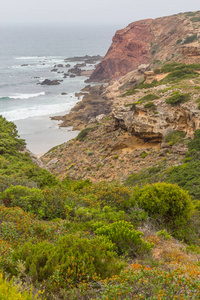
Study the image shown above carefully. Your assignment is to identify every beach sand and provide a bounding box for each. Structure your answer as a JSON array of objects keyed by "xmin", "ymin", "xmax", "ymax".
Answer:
[{"xmin": 14, "ymin": 115, "xmax": 79, "ymax": 155}]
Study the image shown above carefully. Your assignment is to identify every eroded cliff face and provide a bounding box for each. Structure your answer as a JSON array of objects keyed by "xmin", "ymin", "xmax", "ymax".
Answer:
[
  {"xmin": 89, "ymin": 19, "xmax": 153, "ymax": 82},
  {"xmin": 113, "ymin": 94, "xmax": 200, "ymax": 142},
  {"xmin": 89, "ymin": 12, "xmax": 200, "ymax": 82}
]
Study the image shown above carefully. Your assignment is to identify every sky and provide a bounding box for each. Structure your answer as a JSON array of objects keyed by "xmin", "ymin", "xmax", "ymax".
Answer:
[{"xmin": 0, "ymin": 0, "xmax": 200, "ymax": 26}]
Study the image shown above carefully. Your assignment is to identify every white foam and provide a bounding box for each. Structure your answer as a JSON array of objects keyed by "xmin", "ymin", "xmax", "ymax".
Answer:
[
  {"xmin": 15, "ymin": 56, "xmax": 46, "ymax": 60},
  {"xmin": 7, "ymin": 92, "xmax": 45, "ymax": 100},
  {"xmin": 1, "ymin": 100, "xmax": 76, "ymax": 121}
]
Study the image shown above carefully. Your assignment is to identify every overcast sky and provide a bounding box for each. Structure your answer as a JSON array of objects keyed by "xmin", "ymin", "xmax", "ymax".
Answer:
[{"xmin": 0, "ymin": 0, "xmax": 200, "ymax": 26}]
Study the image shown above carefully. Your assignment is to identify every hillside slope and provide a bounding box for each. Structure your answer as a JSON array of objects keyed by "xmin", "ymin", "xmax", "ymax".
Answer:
[{"xmin": 89, "ymin": 11, "xmax": 200, "ymax": 82}]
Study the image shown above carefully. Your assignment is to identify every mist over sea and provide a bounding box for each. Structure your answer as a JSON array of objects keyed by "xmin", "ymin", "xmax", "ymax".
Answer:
[{"xmin": 0, "ymin": 23, "xmax": 118, "ymax": 154}]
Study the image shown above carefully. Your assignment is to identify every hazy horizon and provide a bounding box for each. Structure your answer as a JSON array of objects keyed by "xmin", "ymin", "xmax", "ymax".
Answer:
[{"xmin": 1, "ymin": 0, "xmax": 200, "ymax": 28}]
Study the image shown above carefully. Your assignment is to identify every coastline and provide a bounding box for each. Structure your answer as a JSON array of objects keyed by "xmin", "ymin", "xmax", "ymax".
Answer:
[{"xmin": 14, "ymin": 114, "xmax": 79, "ymax": 155}]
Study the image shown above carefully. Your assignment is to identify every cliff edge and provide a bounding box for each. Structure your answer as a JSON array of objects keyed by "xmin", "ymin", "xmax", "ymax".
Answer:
[{"xmin": 89, "ymin": 11, "xmax": 200, "ymax": 82}]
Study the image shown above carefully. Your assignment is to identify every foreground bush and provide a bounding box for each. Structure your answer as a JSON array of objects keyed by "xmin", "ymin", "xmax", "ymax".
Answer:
[
  {"xmin": 0, "ymin": 273, "xmax": 41, "ymax": 300},
  {"xmin": 95, "ymin": 220, "xmax": 153, "ymax": 257},
  {"xmin": 10, "ymin": 235, "xmax": 124, "ymax": 293},
  {"xmin": 0, "ymin": 185, "xmax": 68, "ymax": 220},
  {"xmin": 81, "ymin": 181, "xmax": 133, "ymax": 210},
  {"xmin": 134, "ymin": 183, "xmax": 193, "ymax": 227}
]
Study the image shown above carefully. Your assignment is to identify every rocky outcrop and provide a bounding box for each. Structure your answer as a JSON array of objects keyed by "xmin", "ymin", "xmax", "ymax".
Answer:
[
  {"xmin": 89, "ymin": 19, "xmax": 153, "ymax": 82},
  {"xmin": 65, "ymin": 55, "xmax": 102, "ymax": 64},
  {"xmin": 113, "ymin": 101, "xmax": 200, "ymax": 142},
  {"xmin": 179, "ymin": 46, "xmax": 200, "ymax": 56},
  {"xmin": 89, "ymin": 12, "xmax": 200, "ymax": 82},
  {"xmin": 51, "ymin": 85, "xmax": 112, "ymax": 130}
]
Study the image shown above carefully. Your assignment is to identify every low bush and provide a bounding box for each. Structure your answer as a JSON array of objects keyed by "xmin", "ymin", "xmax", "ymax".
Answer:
[
  {"xmin": 0, "ymin": 273, "xmax": 41, "ymax": 300},
  {"xmin": 11, "ymin": 235, "xmax": 123, "ymax": 292},
  {"xmin": 164, "ymin": 130, "xmax": 186, "ymax": 145},
  {"xmin": 76, "ymin": 127, "xmax": 95, "ymax": 141},
  {"xmin": 138, "ymin": 94, "xmax": 159, "ymax": 103},
  {"xmin": 0, "ymin": 185, "xmax": 68, "ymax": 220},
  {"xmin": 188, "ymin": 129, "xmax": 200, "ymax": 151},
  {"xmin": 165, "ymin": 92, "xmax": 190, "ymax": 105},
  {"xmin": 183, "ymin": 34, "xmax": 198, "ymax": 44},
  {"xmin": 133, "ymin": 182, "xmax": 193, "ymax": 227},
  {"xmin": 81, "ymin": 181, "xmax": 134, "ymax": 210},
  {"xmin": 144, "ymin": 102, "xmax": 156, "ymax": 110},
  {"xmin": 95, "ymin": 220, "xmax": 153, "ymax": 257}
]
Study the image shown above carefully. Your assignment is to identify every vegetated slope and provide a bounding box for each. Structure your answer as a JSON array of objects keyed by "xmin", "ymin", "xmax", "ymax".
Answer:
[
  {"xmin": 0, "ymin": 115, "xmax": 200, "ymax": 299},
  {"xmin": 42, "ymin": 62, "xmax": 200, "ymax": 186},
  {"xmin": 89, "ymin": 11, "xmax": 200, "ymax": 82}
]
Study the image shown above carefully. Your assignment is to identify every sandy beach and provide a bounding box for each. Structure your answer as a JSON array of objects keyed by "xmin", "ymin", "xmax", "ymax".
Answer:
[{"xmin": 14, "ymin": 114, "xmax": 79, "ymax": 155}]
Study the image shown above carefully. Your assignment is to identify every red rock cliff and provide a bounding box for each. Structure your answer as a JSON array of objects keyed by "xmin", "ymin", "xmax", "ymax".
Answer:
[{"xmin": 89, "ymin": 12, "xmax": 200, "ymax": 82}]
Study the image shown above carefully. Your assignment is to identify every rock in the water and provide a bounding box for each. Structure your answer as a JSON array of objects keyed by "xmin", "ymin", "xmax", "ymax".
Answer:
[
  {"xmin": 38, "ymin": 79, "xmax": 63, "ymax": 85},
  {"xmin": 65, "ymin": 55, "xmax": 102, "ymax": 64},
  {"xmin": 68, "ymin": 67, "xmax": 82, "ymax": 76},
  {"xmin": 74, "ymin": 63, "xmax": 86, "ymax": 68}
]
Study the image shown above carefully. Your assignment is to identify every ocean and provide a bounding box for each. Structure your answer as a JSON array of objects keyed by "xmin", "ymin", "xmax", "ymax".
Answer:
[{"xmin": 0, "ymin": 23, "xmax": 118, "ymax": 154}]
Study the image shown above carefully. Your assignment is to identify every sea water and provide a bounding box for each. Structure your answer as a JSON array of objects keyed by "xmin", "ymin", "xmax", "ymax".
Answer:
[{"xmin": 0, "ymin": 23, "xmax": 118, "ymax": 154}]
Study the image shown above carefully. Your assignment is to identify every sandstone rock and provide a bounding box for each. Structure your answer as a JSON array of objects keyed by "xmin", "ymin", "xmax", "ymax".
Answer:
[
  {"xmin": 179, "ymin": 46, "xmax": 200, "ymax": 56},
  {"xmin": 96, "ymin": 114, "xmax": 106, "ymax": 122},
  {"xmin": 113, "ymin": 102, "xmax": 200, "ymax": 142},
  {"xmin": 172, "ymin": 146, "xmax": 188, "ymax": 155}
]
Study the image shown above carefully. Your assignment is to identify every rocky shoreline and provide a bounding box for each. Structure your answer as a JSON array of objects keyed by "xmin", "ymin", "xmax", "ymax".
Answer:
[{"xmin": 51, "ymin": 84, "xmax": 112, "ymax": 130}]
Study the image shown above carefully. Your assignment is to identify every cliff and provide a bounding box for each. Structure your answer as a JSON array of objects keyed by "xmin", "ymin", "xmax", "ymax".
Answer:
[
  {"xmin": 42, "ymin": 11, "xmax": 200, "ymax": 182},
  {"xmin": 89, "ymin": 11, "xmax": 200, "ymax": 82}
]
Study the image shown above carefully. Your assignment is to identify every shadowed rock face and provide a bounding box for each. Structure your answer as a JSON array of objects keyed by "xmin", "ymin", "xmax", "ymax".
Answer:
[{"xmin": 89, "ymin": 12, "xmax": 200, "ymax": 82}]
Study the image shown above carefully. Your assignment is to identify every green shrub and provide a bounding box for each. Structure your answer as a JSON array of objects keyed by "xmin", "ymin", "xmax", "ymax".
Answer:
[
  {"xmin": 188, "ymin": 129, "xmax": 200, "ymax": 151},
  {"xmin": 0, "ymin": 175, "xmax": 37, "ymax": 193},
  {"xmin": 0, "ymin": 116, "xmax": 26, "ymax": 155},
  {"xmin": 0, "ymin": 185, "xmax": 68, "ymax": 220},
  {"xmin": 0, "ymin": 273, "xmax": 41, "ymax": 300},
  {"xmin": 81, "ymin": 181, "xmax": 133, "ymax": 210},
  {"xmin": 165, "ymin": 160, "xmax": 200, "ymax": 200},
  {"xmin": 164, "ymin": 131, "xmax": 186, "ymax": 145},
  {"xmin": 122, "ymin": 89, "xmax": 138, "ymax": 97},
  {"xmin": 190, "ymin": 17, "xmax": 200, "ymax": 22},
  {"xmin": 141, "ymin": 151, "xmax": 148, "ymax": 158},
  {"xmin": 165, "ymin": 92, "xmax": 190, "ymax": 105},
  {"xmin": 0, "ymin": 185, "xmax": 44, "ymax": 214},
  {"xmin": 133, "ymin": 182, "xmax": 193, "ymax": 227},
  {"xmin": 176, "ymin": 38, "xmax": 182, "ymax": 44},
  {"xmin": 95, "ymin": 220, "xmax": 153, "ymax": 257},
  {"xmin": 124, "ymin": 103, "xmax": 136, "ymax": 110},
  {"xmin": 157, "ymin": 229, "xmax": 171, "ymax": 240},
  {"xmin": 183, "ymin": 34, "xmax": 198, "ymax": 44},
  {"xmin": 144, "ymin": 102, "xmax": 156, "ymax": 110},
  {"xmin": 138, "ymin": 94, "xmax": 159, "ymax": 103},
  {"xmin": 11, "ymin": 235, "xmax": 123, "ymax": 291},
  {"xmin": 76, "ymin": 127, "xmax": 95, "ymax": 141}
]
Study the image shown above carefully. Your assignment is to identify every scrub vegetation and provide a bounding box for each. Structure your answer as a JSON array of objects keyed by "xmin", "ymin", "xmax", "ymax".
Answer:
[{"xmin": 0, "ymin": 113, "xmax": 200, "ymax": 299}]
